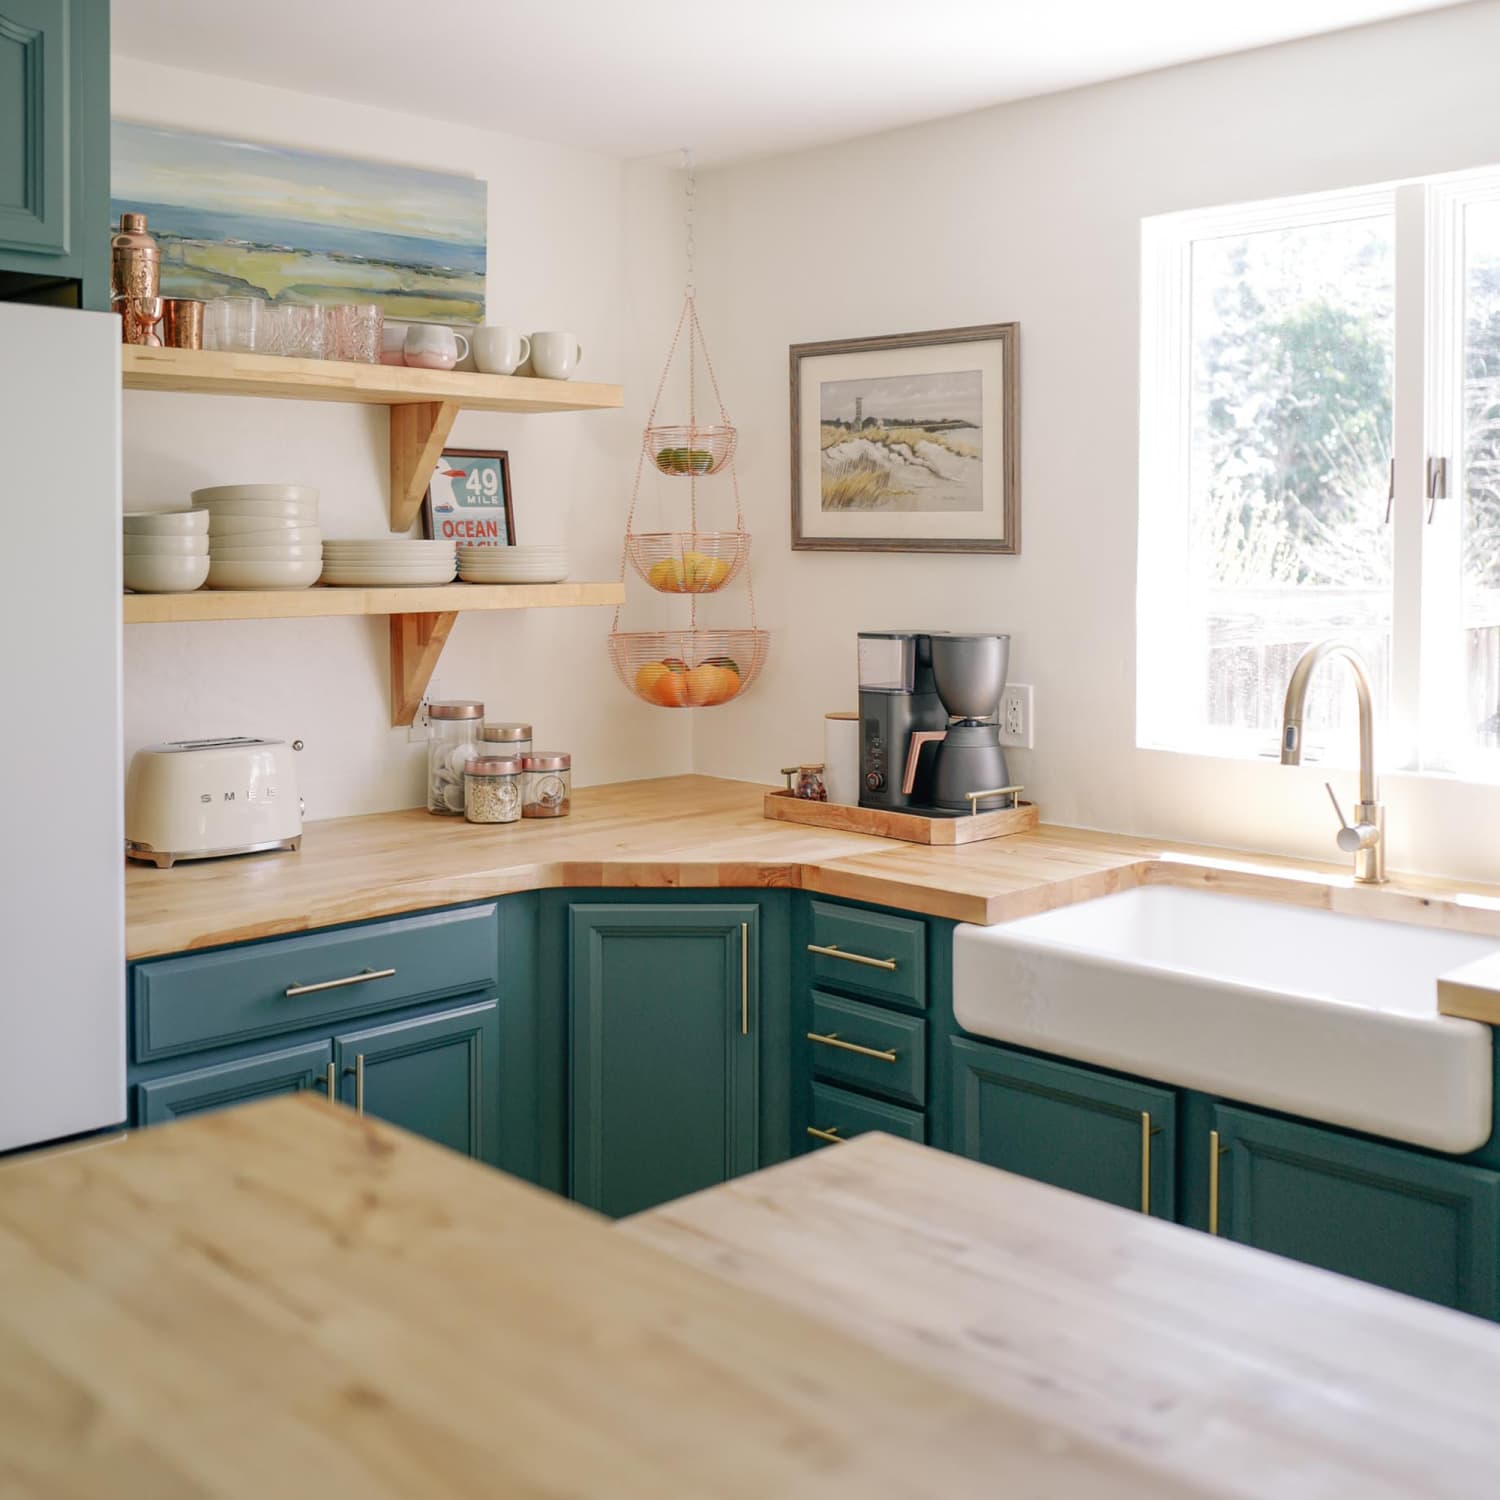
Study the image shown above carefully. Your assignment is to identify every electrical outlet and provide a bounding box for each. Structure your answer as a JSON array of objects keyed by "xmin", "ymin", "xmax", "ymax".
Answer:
[{"xmin": 1000, "ymin": 684, "xmax": 1033, "ymax": 749}]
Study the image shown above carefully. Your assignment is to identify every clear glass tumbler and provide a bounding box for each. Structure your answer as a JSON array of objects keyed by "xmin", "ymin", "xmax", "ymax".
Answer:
[
  {"xmin": 205, "ymin": 296, "xmax": 260, "ymax": 353},
  {"xmin": 285, "ymin": 303, "xmax": 329, "ymax": 359},
  {"xmin": 327, "ymin": 303, "xmax": 383, "ymax": 364}
]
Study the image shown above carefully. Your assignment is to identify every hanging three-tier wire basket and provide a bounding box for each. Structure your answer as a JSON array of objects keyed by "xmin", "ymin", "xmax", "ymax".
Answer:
[{"xmin": 609, "ymin": 155, "xmax": 768, "ymax": 709}]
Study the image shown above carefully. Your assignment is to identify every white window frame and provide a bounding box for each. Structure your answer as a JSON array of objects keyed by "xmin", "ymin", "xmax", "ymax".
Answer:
[{"xmin": 1138, "ymin": 167, "xmax": 1500, "ymax": 779}]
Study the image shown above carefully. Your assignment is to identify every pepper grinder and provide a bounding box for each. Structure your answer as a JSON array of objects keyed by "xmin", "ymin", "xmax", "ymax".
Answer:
[{"xmin": 111, "ymin": 212, "xmax": 161, "ymax": 345}]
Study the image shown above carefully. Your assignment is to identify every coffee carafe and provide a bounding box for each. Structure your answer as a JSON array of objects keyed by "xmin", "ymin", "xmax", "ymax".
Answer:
[{"xmin": 899, "ymin": 633, "xmax": 1013, "ymax": 813}]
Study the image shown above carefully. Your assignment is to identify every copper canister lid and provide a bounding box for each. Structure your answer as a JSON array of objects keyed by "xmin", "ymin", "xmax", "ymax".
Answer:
[
  {"xmin": 465, "ymin": 757, "xmax": 523, "ymax": 776},
  {"xmin": 481, "ymin": 722, "xmax": 532, "ymax": 741},
  {"xmin": 525, "ymin": 751, "xmax": 571, "ymax": 769},
  {"xmin": 428, "ymin": 699, "xmax": 484, "ymax": 720}
]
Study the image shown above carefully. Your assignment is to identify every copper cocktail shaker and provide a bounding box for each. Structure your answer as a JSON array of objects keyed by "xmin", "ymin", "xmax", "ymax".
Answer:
[{"xmin": 112, "ymin": 212, "xmax": 162, "ymax": 345}]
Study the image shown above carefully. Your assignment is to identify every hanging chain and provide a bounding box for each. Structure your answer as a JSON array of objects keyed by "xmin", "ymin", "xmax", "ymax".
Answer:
[{"xmin": 683, "ymin": 148, "xmax": 697, "ymax": 300}]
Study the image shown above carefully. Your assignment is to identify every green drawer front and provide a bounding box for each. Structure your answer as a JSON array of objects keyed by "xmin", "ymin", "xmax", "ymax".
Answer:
[
  {"xmin": 807, "ymin": 900, "xmax": 925, "ymax": 1009},
  {"xmin": 808, "ymin": 991, "xmax": 926, "ymax": 1106},
  {"xmin": 132, "ymin": 904, "xmax": 500, "ymax": 1063},
  {"xmin": 806, "ymin": 1081, "xmax": 925, "ymax": 1150},
  {"xmin": 135, "ymin": 1041, "xmax": 333, "ymax": 1126}
]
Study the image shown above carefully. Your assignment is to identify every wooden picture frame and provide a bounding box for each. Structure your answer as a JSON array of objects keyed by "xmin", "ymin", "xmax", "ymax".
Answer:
[
  {"xmin": 789, "ymin": 322, "xmax": 1019, "ymax": 553},
  {"xmin": 422, "ymin": 448, "xmax": 516, "ymax": 546}
]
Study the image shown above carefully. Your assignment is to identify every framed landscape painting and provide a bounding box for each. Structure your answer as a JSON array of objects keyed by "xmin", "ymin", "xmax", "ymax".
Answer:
[{"xmin": 789, "ymin": 323, "xmax": 1019, "ymax": 552}]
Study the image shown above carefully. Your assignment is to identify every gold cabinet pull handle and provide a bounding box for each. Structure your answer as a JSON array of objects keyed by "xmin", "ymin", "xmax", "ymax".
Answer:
[
  {"xmin": 285, "ymin": 967, "xmax": 395, "ymax": 999},
  {"xmin": 740, "ymin": 922, "xmax": 749, "ymax": 1037},
  {"xmin": 354, "ymin": 1053, "xmax": 366, "ymax": 1116},
  {"xmin": 1208, "ymin": 1129, "xmax": 1229, "ymax": 1235},
  {"xmin": 807, "ymin": 1125, "xmax": 844, "ymax": 1144},
  {"xmin": 1140, "ymin": 1111, "xmax": 1152, "ymax": 1215},
  {"xmin": 806, "ymin": 943, "xmax": 897, "ymax": 972},
  {"xmin": 806, "ymin": 1030, "xmax": 898, "ymax": 1063},
  {"xmin": 322, "ymin": 1062, "xmax": 337, "ymax": 1103}
]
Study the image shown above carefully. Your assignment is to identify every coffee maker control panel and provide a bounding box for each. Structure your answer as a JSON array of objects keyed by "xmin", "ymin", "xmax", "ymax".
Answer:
[{"xmin": 863, "ymin": 722, "xmax": 885, "ymax": 790}]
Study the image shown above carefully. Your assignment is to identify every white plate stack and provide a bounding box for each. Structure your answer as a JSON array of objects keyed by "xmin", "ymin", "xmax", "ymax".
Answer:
[
  {"xmin": 123, "ymin": 509, "xmax": 211, "ymax": 593},
  {"xmin": 320, "ymin": 539, "xmax": 457, "ymax": 587},
  {"xmin": 192, "ymin": 485, "xmax": 323, "ymax": 590},
  {"xmin": 457, "ymin": 544, "xmax": 570, "ymax": 583}
]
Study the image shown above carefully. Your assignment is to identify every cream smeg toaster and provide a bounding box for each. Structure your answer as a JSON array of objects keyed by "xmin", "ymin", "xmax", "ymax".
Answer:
[{"xmin": 125, "ymin": 737, "xmax": 303, "ymax": 868}]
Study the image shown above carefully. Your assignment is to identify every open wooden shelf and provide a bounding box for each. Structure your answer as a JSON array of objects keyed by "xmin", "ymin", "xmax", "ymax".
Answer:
[
  {"xmin": 121, "ymin": 580, "xmax": 623, "ymax": 625},
  {"xmin": 123, "ymin": 581, "xmax": 625, "ymax": 726},
  {"xmin": 121, "ymin": 346, "xmax": 624, "ymax": 530}
]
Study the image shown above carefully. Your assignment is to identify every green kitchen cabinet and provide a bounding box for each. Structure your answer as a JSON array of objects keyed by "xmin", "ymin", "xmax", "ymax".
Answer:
[
  {"xmin": 949, "ymin": 1037, "xmax": 1178, "ymax": 1218},
  {"xmin": 334, "ymin": 1001, "xmax": 500, "ymax": 1166},
  {"xmin": 0, "ymin": 0, "xmax": 109, "ymax": 307},
  {"xmin": 135, "ymin": 1040, "xmax": 334, "ymax": 1126},
  {"xmin": 1207, "ymin": 1104, "xmax": 1500, "ymax": 1317},
  {"xmin": 569, "ymin": 903, "xmax": 763, "ymax": 1217}
]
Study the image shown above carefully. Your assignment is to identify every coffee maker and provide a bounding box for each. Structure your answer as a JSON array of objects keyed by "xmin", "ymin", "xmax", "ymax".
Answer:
[
  {"xmin": 900, "ymin": 633, "xmax": 1013, "ymax": 813},
  {"xmin": 857, "ymin": 632, "xmax": 947, "ymax": 810}
]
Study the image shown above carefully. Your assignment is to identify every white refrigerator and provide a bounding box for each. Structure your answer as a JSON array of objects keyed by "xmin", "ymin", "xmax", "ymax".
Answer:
[{"xmin": 0, "ymin": 304, "xmax": 125, "ymax": 1152}]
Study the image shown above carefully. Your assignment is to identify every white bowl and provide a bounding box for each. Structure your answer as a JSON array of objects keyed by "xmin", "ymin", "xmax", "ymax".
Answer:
[
  {"xmin": 195, "ymin": 499, "xmax": 318, "ymax": 521},
  {"xmin": 123, "ymin": 509, "xmax": 209, "ymax": 535},
  {"xmin": 207, "ymin": 558, "xmax": 323, "ymax": 590},
  {"xmin": 123, "ymin": 534, "xmax": 210, "ymax": 556},
  {"xmin": 124, "ymin": 553, "xmax": 211, "ymax": 593},
  {"xmin": 191, "ymin": 484, "xmax": 319, "ymax": 505},
  {"xmin": 206, "ymin": 515, "xmax": 322, "ymax": 538},
  {"xmin": 210, "ymin": 543, "xmax": 325, "ymax": 562}
]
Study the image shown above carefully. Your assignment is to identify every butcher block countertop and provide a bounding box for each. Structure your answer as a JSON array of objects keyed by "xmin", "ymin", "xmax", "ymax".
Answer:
[
  {"xmin": 5, "ymin": 1101, "xmax": 1500, "ymax": 1499},
  {"xmin": 625, "ymin": 1133, "xmax": 1500, "ymax": 1500},
  {"xmin": 126, "ymin": 774, "xmax": 1500, "ymax": 960}
]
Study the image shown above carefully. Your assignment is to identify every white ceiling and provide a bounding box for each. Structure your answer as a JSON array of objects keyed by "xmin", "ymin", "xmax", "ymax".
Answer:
[{"xmin": 113, "ymin": 0, "xmax": 1465, "ymax": 164}]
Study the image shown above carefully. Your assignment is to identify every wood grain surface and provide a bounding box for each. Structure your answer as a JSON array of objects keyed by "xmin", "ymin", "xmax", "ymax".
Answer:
[
  {"xmin": 125, "ymin": 776, "xmax": 1500, "ymax": 958},
  {"xmin": 0, "ymin": 1099, "xmax": 1209, "ymax": 1500},
  {"xmin": 625, "ymin": 1133, "xmax": 1500, "ymax": 1500}
]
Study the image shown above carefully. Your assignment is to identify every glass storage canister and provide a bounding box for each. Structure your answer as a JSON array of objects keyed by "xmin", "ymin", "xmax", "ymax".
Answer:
[
  {"xmin": 464, "ymin": 756, "xmax": 524, "ymax": 825},
  {"xmin": 480, "ymin": 722, "xmax": 532, "ymax": 761},
  {"xmin": 522, "ymin": 752, "xmax": 572, "ymax": 818},
  {"xmin": 427, "ymin": 700, "xmax": 485, "ymax": 815},
  {"xmin": 795, "ymin": 763, "xmax": 828, "ymax": 802}
]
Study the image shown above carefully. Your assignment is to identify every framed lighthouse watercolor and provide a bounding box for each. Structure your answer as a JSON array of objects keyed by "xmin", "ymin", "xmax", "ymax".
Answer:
[{"xmin": 423, "ymin": 449, "xmax": 516, "ymax": 546}]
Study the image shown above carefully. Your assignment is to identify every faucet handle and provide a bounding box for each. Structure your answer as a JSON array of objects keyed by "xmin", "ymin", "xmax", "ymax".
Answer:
[{"xmin": 1325, "ymin": 782, "xmax": 1371, "ymax": 854}]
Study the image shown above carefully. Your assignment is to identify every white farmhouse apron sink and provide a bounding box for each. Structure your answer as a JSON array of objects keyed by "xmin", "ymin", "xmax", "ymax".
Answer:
[{"xmin": 952, "ymin": 885, "xmax": 1497, "ymax": 1153}]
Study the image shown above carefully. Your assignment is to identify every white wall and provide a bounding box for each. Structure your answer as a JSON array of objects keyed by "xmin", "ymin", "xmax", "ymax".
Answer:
[
  {"xmin": 691, "ymin": 1, "xmax": 1500, "ymax": 882},
  {"xmin": 115, "ymin": 58, "xmax": 689, "ymax": 820}
]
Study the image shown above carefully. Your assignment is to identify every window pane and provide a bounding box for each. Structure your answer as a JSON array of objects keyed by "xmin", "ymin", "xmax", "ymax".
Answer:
[
  {"xmin": 1462, "ymin": 199, "xmax": 1500, "ymax": 751},
  {"xmin": 1188, "ymin": 217, "xmax": 1394, "ymax": 750}
]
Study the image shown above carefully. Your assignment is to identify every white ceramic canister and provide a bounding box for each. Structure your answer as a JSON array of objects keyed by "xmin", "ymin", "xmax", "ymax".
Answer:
[{"xmin": 823, "ymin": 711, "xmax": 860, "ymax": 805}]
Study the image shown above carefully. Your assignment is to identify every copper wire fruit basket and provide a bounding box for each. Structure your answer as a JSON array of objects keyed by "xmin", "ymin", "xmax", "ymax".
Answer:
[
  {"xmin": 644, "ymin": 424, "xmax": 737, "ymax": 477},
  {"xmin": 608, "ymin": 629, "xmax": 770, "ymax": 709},
  {"xmin": 625, "ymin": 530, "xmax": 751, "ymax": 594}
]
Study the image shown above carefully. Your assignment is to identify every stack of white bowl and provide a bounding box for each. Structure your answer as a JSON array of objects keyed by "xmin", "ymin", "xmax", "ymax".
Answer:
[
  {"xmin": 457, "ymin": 544, "xmax": 569, "ymax": 584},
  {"xmin": 123, "ymin": 510, "xmax": 211, "ymax": 593},
  {"xmin": 191, "ymin": 485, "xmax": 323, "ymax": 590},
  {"xmin": 320, "ymin": 539, "xmax": 457, "ymax": 587}
]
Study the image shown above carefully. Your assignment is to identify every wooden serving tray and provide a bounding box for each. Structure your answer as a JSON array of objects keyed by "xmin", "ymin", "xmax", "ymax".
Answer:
[{"xmin": 763, "ymin": 789, "xmax": 1039, "ymax": 846}]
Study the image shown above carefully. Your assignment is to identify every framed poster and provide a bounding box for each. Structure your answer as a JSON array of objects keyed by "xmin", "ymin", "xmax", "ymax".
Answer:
[
  {"xmin": 789, "ymin": 322, "xmax": 1019, "ymax": 553},
  {"xmin": 423, "ymin": 448, "xmax": 516, "ymax": 546}
]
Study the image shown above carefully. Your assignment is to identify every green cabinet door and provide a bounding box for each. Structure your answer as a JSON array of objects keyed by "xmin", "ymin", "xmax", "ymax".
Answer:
[
  {"xmin": 0, "ymin": 0, "xmax": 108, "ymax": 304},
  {"xmin": 950, "ymin": 1038, "xmax": 1178, "ymax": 1217},
  {"xmin": 334, "ymin": 1001, "xmax": 500, "ymax": 1166},
  {"xmin": 570, "ymin": 903, "xmax": 760, "ymax": 1218},
  {"xmin": 135, "ymin": 1040, "xmax": 333, "ymax": 1126},
  {"xmin": 1210, "ymin": 1105, "xmax": 1500, "ymax": 1317}
]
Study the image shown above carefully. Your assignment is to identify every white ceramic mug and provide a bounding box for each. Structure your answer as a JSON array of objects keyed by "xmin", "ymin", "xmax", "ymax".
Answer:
[
  {"xmin": 404, "ymin": 323, "xmax": 471, "ymax": 371},
  {"xmin": 530, "ymin": 330, "xmax": 583, "ymax": 380},
  {"xmin": 472, "ymin": 326, "xmax": 531, "ymax": 376}
]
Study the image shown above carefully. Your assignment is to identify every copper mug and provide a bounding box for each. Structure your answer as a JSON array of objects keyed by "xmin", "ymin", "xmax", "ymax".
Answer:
[{"xmin": 161, "ymin": 298, "xmax": 204, "ymax": 350}]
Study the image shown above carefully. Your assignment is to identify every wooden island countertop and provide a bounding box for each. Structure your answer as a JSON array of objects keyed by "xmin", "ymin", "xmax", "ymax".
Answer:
[
  {"xmin": 127, "ymin": 774, "xmax": 1500, "ymax": 961},
  {"xmin": 4, "ymin": 1099, "xmax": 1499, "ymax": 1498}
]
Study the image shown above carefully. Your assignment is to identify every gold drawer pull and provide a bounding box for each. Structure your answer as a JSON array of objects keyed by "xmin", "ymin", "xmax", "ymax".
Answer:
[
  {"xmin": 1139, "ymin": 1111, "xmax": 1163, "ymax": 1216},
  {"xmin": 284, "ymin": 967, "xmax": 396, "ymax": 999},
  {"xmin": 1208, "ymin": 1129, "xmax": 1229, "ymax": 1235},
  {"xmin": 806, "ymin": 943, "xmax": 897, "ymax": 972},
  {"xmin": 807, "ymin": 1030, "xmax": 898, "ymax": 1063},
  {"xmin": 807, "ymin": 1125, "xmax": 844, "ymax": 1144}
]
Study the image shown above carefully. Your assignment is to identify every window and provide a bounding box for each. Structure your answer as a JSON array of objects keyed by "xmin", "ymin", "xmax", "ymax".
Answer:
[{"xmin": 1140, "ymin": 168, "xmax": 1500, "ymax": 778}]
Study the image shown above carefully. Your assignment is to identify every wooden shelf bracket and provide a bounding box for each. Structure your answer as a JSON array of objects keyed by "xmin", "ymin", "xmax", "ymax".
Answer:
[
  {"xmin": 389, "ymin": 401, "xmax": 460, "ymax": 533},
  {"xmin": 389, "ymin": 611, "xmax": 458, "ymax": 726}
]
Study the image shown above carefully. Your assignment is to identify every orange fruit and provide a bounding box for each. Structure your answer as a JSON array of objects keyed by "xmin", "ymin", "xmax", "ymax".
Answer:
[
  {"xmin": 635, "ymin": 662, "xmax": 669, "ymax": 697},
  {"xmin": 651, "ymin": 668, "xmax": 689, "ymax": 707},
  {"xmin": 686, "ymin": 664, "xmax": 740, "ymax": 706}
]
